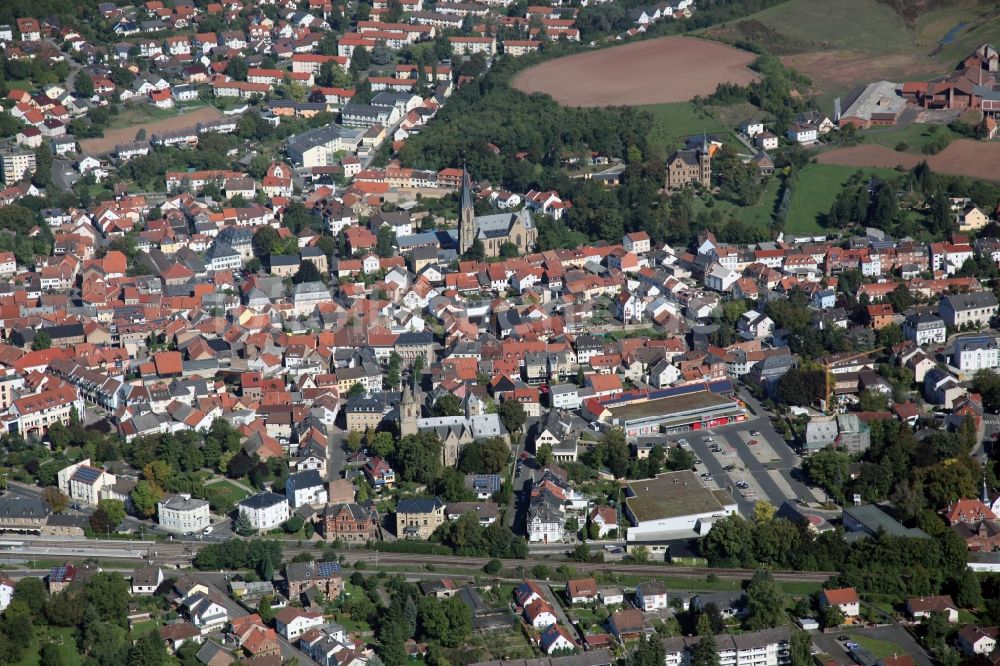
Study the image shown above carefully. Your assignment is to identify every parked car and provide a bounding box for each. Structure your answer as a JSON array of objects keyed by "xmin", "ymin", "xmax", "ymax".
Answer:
[{"xmin": 748, "ymin": 439, "xmax": 758, "ymax": 446}]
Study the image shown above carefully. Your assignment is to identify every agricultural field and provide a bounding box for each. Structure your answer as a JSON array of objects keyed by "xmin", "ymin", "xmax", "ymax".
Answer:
[
  {"xmin": 706, "ymin": 0, "xmax": 1000, "ymax": 107},
  {"xmin": 79, "ymin": 105, "xmax": 223, "ymax": 155},
  {"xmin": 816, "ymin": 139, "xmax": 1000, "ymax": 182},
  {"xmin": 512, "ymin": 36, "xmax": 757, "ymax": 107}
]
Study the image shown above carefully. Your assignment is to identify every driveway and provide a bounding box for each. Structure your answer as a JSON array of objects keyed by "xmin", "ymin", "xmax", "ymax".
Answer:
[{"xmin": 811, "ymin": 626, "xmax": 933, "ymax": 666}]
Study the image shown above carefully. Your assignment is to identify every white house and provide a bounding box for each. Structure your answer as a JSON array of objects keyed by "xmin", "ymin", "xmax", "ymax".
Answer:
[
  {"xmin": 0, "ymin": 575, "xmax": 13, "ymax": 611},
  {"xmin": 785, "ymin": 124, "xmax": 818, "ymax": 144},
  {"xmin": 958, "ymin": 625, "xmax": 998, "ymax": 657},
  {"xmin": 181, "ymin": 591, "xmax": 228, "ymax": 634},
  {"xmin": 286, "ymin": 470, "xmax": 328, "ymax": 508},
  {"xmin": 275, "ymin": 607, "xmax": 324, "ymax": 640},
  {"xmin": 819, "ymin": 587, "xmax": 860, "ymax": 619},
  {"xmin": 524, "ymin": 598, "xmax": 558, "ymax": 629},
  {"xmin": 737, "ymin": 310, "xmax": 775, "ymax": 341},
  {"xmin": 589, "ymin": 506, "xmax": 618, "ymax": 538},
  {"xmin": 238, "ymin": 492, "xmax": 290, "ymax": 531},
  {"xmin": 906, "ymin": 596, "xmax": 959, "ymax": 623},
  {"xmin": 130, "ymin": 566, "xmax": 164, "ymax": 595},
  {"xmin": 58, "ymin": 459, "xmax": 116, "ymax": 507},
  {"xmin": 705, "ymin": 264, "xmax": 739, "ymax": 292},
  {"xmin": 635, "ymin": 581, "xmax": 668, "ymax": 612},
  {"xmin": 540, "ymin": 625, "xmax": 576, "ymax": 654},
  {"xmin": 756, "ymin": 132, "xmax": 779, "ymax": 150},
  {"xmin": 157, "ymin": 494, "xmax": 210, "ymax": 533},
  {"xmin": 953, "ymin": 336, "xmax": 999, "ymax": 372},
  {"xmin": 741, "ymin": 119, "xmax": 765, "ymax": 137},
  {"xmin": 623, "ymin": 231, "xmax": 651, "ymax": 254}
]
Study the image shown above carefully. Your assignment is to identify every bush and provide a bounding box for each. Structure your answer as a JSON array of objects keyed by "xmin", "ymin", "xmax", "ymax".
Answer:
[
  {"xmin": 483, "ymin": 559, "xmax": 502, "ymax": 575},
  {"xmin": 284, "ymin": 516, "xmax": 304, "ymax": 533}
]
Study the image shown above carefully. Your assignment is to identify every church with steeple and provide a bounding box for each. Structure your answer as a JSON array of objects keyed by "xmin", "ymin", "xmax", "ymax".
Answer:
[{"xmin": 457, "ymin": 165, "xmax": 538, "ymax": 258}]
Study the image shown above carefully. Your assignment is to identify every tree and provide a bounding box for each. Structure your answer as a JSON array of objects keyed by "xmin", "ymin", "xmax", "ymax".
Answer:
[
  {"xmin": 691, "ymin": 630, "xmax": 720, "ymax": 666},
  {"xmin": 128, "ymin": 627, "xmax": 170, "ymax": 666},
  {"xmin": 375, "ymin": 225, "xmax": 396, "ymax": 258},
  {"xmin": 370, "ymin": 431, "xmax": 396, "ymax": 459},
  {"xmin": 634, "ymin": 636, "xmax": 667, "ymax": 666},
  {"xmin": 393, "ymin": 431, "xmax": 442, "ymax": 483},
  {"xmin": 536, "ymin": 442, "xmax": 553, "ymax": 466},
  {"xmin": 666, "ymin": 445, "xmax": 695, "ymax": 471},
  {"xmin": 130, "ymin": 480, "xmax": 161, "ymax": 518},
  {"xmin": 753, "ymin": 500, "xmax": 776, "ymax": 523},
  {"xmin": 85, "ymin": 572, "xmax": 131, "ymax": 624},
  {"xmin": 822, "ymin": 604, "xmax": 845, "ymax": 629},
  {"xmin": 227, "ymin": 56, "xmax": 248, "ymax": 81},
  {"xmin": 285, "ymin": 515, "xmax": 304, "ymax": 533},
  {"xmin": 483, "ymin": 558, "xmax": 502, "ymax": 575},
  {"xmin": 293, "ymin": 259, "xmax": 322, "ymax": 284},
  {"xmin": 462, "ymin": 239, "xmax": 485, "ymax": 262},
  {"xmin": 258, "ymin": 596, "xmax": 275, "ymax": 623},
  {"xmin": 348, "ymin": 382, "xmax": 366, "ymax": 399},
  {"xmin": 498, "ymin": 399, "xmax": 526, "ymax": 434},
  {"xmin": 950, "ymin": 567, "xmax": 982, "ymax": 608},
  {"xmin": 31, "ymin": 331, "xmax": 51, "ymax": 350},
  {"xmin": 802, "ymin": 447, "xmax": 851, "ymax": 503},
  {"xmin": 428, "ymin": 468, "xmax": 475, "ymax": 503},
  {"xmin": 235, "ymin": 511, "xmax": 255, "ymax": 536},
  {"xmin": 434, "ymin": 394, "xmax": 463, "ymax": 416},
  {"xmin": 41, "ymin": 486, "xmax": 69, "ymax": 513},
  {"xmin": 590, "ymin": 428, "xmax": 630, "ymax": 479},
  {"xmin": 700, "ymin": 514, "xmax": 753, "ymax": 567},
  {"xmin": 441, "ymin": 596, "xmax": 472, "ymax": 647},
  {"xmin": 743, "ymin": 570, "xmax": 787, "ymax": 630},
  {"xmin": 75, "ymin": 73, "xmax": 95, "ymax": 98},
  {"xmin": 790, "ymin": 630, "xmax": 813, "ymax": 666},
  {"xmin": 347, "ymin": 430, "xmax": 364, "ymax": 452},
  {"xmin": 253, "ymin": 226, "xmax": 281, "ymax": 257},
  {"xmin": 90, "ymin": 499, "xmax": 125, "ymax": 534},
  {"xmin": 857, "ymin": 388, "xmax": 889, "ymax": 412}
]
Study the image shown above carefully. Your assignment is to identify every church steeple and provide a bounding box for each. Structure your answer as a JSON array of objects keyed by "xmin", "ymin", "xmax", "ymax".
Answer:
[
  {"xmin": 399, "ymin": 379, "xmax": 420, "ymax": 437},
  {"xmin": 983, "ymin": 476, "xmax": 991, "ymax": 505},
  {"xmin": 458, "ymin": 164, "xmax": 475, "ymax": 255}
]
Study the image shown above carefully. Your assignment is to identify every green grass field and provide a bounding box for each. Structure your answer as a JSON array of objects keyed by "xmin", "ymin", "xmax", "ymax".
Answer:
[
  {"xmin": 862, "ymin": 122, "xmax": 962, "ymax": 153},
  {"xmin": 849, "ymin": 633, "xmax": 909, "ymax": 660},
  {"xmin": 735, "ymin": 0, "xmax": 912, "ymax": 54},
  {"xmin": 16, "ymin": 627, "xmax": 81, "ymax": 666},
  {"xmin": 783, "ymin": 163, "xmax": 900, "ymax": 235},
  {"xmin": 696, "ymin": 176, "xmax": 782, "ymax": 231},
  {"xmin": 642, "ymin": 102, "xmax": 738, "ymax": 158},
  {"xmin": 204, "ymin": 479, "xmax": 250, "ymax": 503}
]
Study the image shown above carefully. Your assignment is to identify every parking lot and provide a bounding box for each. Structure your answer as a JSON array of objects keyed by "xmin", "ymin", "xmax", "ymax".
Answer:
[{"xmin": 681, "ymin": 403, "xmax": 826, "ymax": 515}]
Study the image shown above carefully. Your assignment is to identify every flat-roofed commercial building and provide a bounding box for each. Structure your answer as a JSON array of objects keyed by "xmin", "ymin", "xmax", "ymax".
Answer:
[
  {"xmin": 624, "ymin": 471, "xmax": 738, "ymax": 540},
  {"xmin": 583, "ymin": 381, "xmax": 746, "ymax": 438}
]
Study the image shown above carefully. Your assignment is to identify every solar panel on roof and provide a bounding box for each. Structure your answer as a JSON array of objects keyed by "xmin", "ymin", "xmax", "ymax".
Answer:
[
  {"xmin": 50, "ymin": 566, "xmax": 68, "ymax": 581},
  {"xmin": 72, "ymin": 466, "xmax": 103, "ymax": 484},
  {"xmin": 316, "ymin": 561, "xmax": 342, "ymax": 577}
]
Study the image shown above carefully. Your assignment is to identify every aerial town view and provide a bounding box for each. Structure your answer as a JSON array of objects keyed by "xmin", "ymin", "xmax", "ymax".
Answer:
[{"xmin": 2, "ymin": 0, "xmax": 1000, "ymax": 663}]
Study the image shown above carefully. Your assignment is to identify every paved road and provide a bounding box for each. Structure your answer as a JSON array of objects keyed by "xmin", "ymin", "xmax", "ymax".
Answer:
[
  {"xmin": 682, "ymin": 389, "xmax": 822, "ymax": 516},
  {"xmin": 811, "ymin": 626, "xmax": 933, "ymax": 666}
]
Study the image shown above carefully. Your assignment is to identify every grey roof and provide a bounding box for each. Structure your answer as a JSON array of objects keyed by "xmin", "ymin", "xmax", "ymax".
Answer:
[
  {"xmin": 286, "ymin": 469, "xmax": 325, "ymax": 492},
  {"xmin": 396, "ymin": 497, "xmax": 444, "ymax": 514},
  {"xmin": 239, "ymin": 491, "xmax": 288, "ymax": 510},
  {"xmin": 941, "ymin": 291, "xmax": 998, "ymax": 311},
  {"xmin": 474, "ymin": 209, "xmax": 534, "ymax": 240}
]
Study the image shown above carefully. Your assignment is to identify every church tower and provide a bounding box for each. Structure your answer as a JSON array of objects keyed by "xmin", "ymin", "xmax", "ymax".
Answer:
[
  {"xmin": 458, "ymin": 165, "xmax": 476, "ymax": 255},
  {"xmin": 399, "ymin": 382, "xmax": 420, "ymax": 437},
  {"xmin": 698, "ymin": 134, "xmax": 712, "ymax": 188}
]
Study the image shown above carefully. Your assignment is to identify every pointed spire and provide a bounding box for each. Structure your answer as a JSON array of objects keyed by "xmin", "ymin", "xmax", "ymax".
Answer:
[
  {"xmin": 983, "ymin": 475, "xmax": 991, "ymax": 505},
  {"xmin": 460, "ymin": 163, "xmax": 473, "ymax": 212}
]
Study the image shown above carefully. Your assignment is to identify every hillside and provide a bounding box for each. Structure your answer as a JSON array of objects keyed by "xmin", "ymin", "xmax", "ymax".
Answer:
[{"xmin": 705, "ymin": 0, "xmax": 1000, "ymax": 105}]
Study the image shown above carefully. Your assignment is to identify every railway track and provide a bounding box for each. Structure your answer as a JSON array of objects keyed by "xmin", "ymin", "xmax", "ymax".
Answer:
[{"xmin": 1, "ymin": 539, "xmax": 835, "ymax": 582}]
